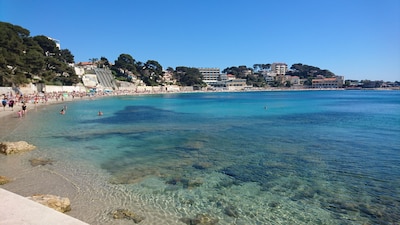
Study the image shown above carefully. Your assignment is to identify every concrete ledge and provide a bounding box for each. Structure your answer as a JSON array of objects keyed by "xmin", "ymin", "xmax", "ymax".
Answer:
[{"xmin": 0, "ymin": 188, "xmax": 89, "ymax": 225}]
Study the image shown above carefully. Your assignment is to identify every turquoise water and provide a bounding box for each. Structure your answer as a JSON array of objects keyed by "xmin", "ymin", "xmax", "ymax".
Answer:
[{"xmin": 3, "ymin": 90, "xmax": 400, "ymax": 224}]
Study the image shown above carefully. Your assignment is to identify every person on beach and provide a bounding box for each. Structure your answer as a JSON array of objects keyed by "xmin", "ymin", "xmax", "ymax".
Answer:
[
  {"xmin": 22, "ymin": 103, "xmax": 27, "ymax": 115},
  {"xmin": 17, "ymin": 110, "xmax": 22, "ymax": 118},
  {"xmin": 1, "ymin": 98, "xmax": 6, "ymax": 111},
  {"xmin": 8, "ymin": 100, "xmax": 14, "ymax": 111}
]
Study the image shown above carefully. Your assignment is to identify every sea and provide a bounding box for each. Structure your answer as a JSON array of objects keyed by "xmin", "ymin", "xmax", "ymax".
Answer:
[{"xmin": 0, "ymin": 90, "xmax": 399, "ymax": 225}]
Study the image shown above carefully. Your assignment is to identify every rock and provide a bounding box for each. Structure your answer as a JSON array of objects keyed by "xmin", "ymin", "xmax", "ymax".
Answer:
[
  {"xmin": 0, "ymin": 175, "xmax": 11, "ymax": 185},
  {"xmin": 28, "ymin": 194, "xmax": 71, "ymax": 213},
  {"xmin": 111, "ymin": 209, "xmax": 145, "ymax": 223},
  {"xmin": 188, "ymin": 178, "xmax": 203, "ymax": 189},
  {"xmin": 179, "ymin": 214, "xmax": 219, "ymax": 225},
  {"xmin": 224, "ymin": 205, "xmax": 239, "ymax": 218},
  {"xmin": 29, "ymin": 158, "xmax": 54, "ymax": 167},
  {"xmin": 0, "ymin": 141, "xmax": 36, "ymax": 155}
]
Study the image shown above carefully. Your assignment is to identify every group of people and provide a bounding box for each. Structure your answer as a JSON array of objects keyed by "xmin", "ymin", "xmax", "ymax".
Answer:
[
  {"xmin": 2, "ymin": 96, "xmax": 28, "ymax": 118},
  {"xmin": 59, "ymin": 104, "xmax": 102, "ymax": 116},
  {"xmin": 2, "ymin": 98, "xmax": 15, "ymax": 111},
  {"xmin": 1, "ymin": 90, "xmax": 116, "ymax": 118}
]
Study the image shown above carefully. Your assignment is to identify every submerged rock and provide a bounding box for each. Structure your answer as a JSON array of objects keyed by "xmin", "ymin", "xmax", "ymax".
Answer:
[
  {"xmin": 28, "ymin": 194, "xmax": 71, "ymax": 213},
  {"xmin": 111, "ymin": 209, "xmax": 145, "ymax": 223},
  {"xmin": 166, "ymin": 176, "xmax": 204, "ymax": 189},
  {"xmin": 179, "ymin": 214, "xmax": 219, "ymax": 225},
  {"xmin": 224, "ymin": 205, "xmax": 239, "ymax": 218},
  {"xmin": 29, "ymin": 158, "xmax": 54, "ymax": 167},
  {"xmin": 192, "ymin": 162, "xmax": 212, "ymax": 170},
  {"xmin": 0, "ymin": 141, "xmax": 36, "ymax": 155},
  {"xmin": 0, "ymin": 175, "xmax": 11, "ymax": 185}
]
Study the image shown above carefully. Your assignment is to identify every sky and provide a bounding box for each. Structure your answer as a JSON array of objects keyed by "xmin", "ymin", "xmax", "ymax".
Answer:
[{"xmin": 1, "ymin": 0, "xmax": 399, "ymax": 81}]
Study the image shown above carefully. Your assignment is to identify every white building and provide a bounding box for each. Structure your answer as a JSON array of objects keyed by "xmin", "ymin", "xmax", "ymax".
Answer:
[
  {"xmin": 198, "ymin": 68, "xmax": 220, "ymax": 85},
  {"xmin": 271, "ymin": 63, "xmax": 288, "ymax": 76}
]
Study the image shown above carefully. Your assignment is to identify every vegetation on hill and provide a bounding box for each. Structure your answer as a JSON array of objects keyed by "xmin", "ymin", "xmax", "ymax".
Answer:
[
  {"xmin": 174, "ymin": 67, "xmax": 205, "ymax": 87},
  {"xmin": 5, "ymin": 22, "xmax": 390, "ymax": 89},
  {"xmin": 222, "ymin": 65, "xmax": 267, "ymax": 87},
  {"xmin": 286, "ymin": 63, "xmax": 335, "ymax": 78},
  {"xmin": 222, "ymin": 63, "xmax": 338, "ymax": 87},
  {"xmin": 0, "ymin": 22, "xmax": 79, "ymax": 86},
  {"xmin": 107, "ymin": 53, "xmax": 205, "ymax": 87}
]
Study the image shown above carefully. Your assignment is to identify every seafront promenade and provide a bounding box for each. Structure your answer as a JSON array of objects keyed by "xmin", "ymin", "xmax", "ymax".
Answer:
[{"xmin": 0, "ymin": 188, "xmax": 89, "ymax": 225}]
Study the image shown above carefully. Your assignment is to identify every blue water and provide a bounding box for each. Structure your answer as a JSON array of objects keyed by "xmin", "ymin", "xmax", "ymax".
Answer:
[{"xmin": 3, "ymin": 90, "xmax": 400, "ymax": 224}]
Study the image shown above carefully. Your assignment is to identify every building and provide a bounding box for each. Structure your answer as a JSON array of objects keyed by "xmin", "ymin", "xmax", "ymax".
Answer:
[
  {"xmin": 198, "ymin": 67, "xmax": 248, "ymax": 90},
  {"xmin": 285, "ymin": 75, "xmax": 301, "ymax": 85},
  {"xmin": 271, "ymin": 63, "xmax": 288, "ymax": 76},
  {"xmin": 225, "ymin": 79, "xmax": 247, "ymax": 90},
  {"xmin": 198, "ymin": 68, "xmax": 220, "ymax": 86},
  {"xmin": 312, "ymin": 76, "xmax": 344, "ymax": 88}
]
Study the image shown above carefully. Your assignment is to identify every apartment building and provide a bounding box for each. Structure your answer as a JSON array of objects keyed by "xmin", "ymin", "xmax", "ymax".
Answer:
[
  {"xmin": 271, "ymin": 63, "xmax": 288, "ymax": 76},
  {"xmin": 198, "ymin": 68, "xmax": 220, "ymax": 85}
]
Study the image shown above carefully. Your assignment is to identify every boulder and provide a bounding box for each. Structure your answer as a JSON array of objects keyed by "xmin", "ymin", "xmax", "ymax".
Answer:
[
  {"xmin": 28, "ymin": 194, "xmax": 71, "ymax": 213},
  {"xmin": 111, "ymin": 209, "xmax": 145, "ymax": 223},
  {"xmin": 0, "ymin": 141, "xmax": 36, "ymax": 155},
  {"xmin": 0, "ymin": 175, "xmax": 11, "ymax": 185}
]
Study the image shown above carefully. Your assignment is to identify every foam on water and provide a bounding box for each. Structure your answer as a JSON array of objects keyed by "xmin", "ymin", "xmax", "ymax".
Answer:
[{"xmin": 1, "ymin": 90, "xmax": 399, "ymax": 224}]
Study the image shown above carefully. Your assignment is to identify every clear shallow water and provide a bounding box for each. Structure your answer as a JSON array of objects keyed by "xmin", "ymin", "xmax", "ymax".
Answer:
[{"xmin": 1, "ymin": 90, "xmax": 400, "ymax": 224}]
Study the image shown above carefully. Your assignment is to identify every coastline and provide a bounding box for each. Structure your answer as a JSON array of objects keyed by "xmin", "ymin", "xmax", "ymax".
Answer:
[{"xmin": 1, "ymin": 86, "xmax": 398, "ymax": 120}]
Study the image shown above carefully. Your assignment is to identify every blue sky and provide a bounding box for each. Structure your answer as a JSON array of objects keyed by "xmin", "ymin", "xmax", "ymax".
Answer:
[{"xmin": 1, "ymin": 0, "xmax": 399, "ymax": 81}]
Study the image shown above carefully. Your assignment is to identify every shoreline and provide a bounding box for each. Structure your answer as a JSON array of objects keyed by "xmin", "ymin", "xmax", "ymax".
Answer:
[{"xmin": 1, "ymin": 86, "xmax": 398, "ymax": 121}]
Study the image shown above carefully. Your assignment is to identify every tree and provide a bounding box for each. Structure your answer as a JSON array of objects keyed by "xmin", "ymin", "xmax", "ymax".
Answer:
[
  {"xmin": 166, "ymin": 67, "xmax": 174, "ymax": 73},
  {"xmin": 0, "ymin": 22, "xmax": 79, "ymax": 86},
  {"xmin": 22, "ymin": 49, "xmax": 45, "ymax": 74},
  {"xmin": 174, "ymin": 67, "xmax": 205, "ymax": 86},
  {"xmin": 140, "ymin": 60, "xmax": 163, "ymax": 86},
  {"xmin": 33, "ymin": 35, "xmax": 59, "ymax": 55},
  {"xmin": 98, "ymin": 56, "xmax": 110, "ymax": 68},
  {"xmin": 59, "ymin": 49, "xmax": 74, "ymax": 63},
  {"xmin": 89, "ymin": 58, "xmax": 98, "ymax": 63},
  {"xmin": 287, "ymin": 63, "xmax": 335, "ymax": 78},
  {"xmin": 261, "ymin": 64, "xmax": 271, "ymax": 71},
  {"xmin": 253, "ymin": 64, "xmax": 261, "ymax": 72},
  {"xmin": 114, "ymin": 54, "xmax": 136, "ymax": 73}
]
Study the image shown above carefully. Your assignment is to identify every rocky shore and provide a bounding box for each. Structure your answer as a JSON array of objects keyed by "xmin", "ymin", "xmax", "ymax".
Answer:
[{"xmin": 0, "ymin": 141, "xmax": 72, "ymax": 213}]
